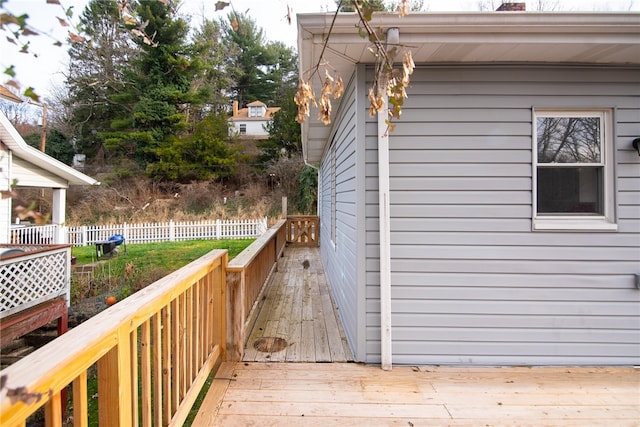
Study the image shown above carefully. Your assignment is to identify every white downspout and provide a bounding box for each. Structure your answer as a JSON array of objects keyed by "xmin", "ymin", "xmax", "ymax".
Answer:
[{"xmin": 379, "ymin": 27, "xmax": 398, "ymax": 371}]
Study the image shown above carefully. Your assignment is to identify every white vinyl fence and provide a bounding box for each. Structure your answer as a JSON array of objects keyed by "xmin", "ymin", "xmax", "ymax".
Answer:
[{"xmin": 10, "ymin": 218, "xmax": 268, "ymax": 247}]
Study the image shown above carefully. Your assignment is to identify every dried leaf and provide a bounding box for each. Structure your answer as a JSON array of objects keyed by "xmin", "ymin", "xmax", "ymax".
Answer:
[
  {"xmin": 123, "ymin": 15, "xmax": 137, "ymax": 26},
  {"xmin": 397, "ymin": 0, "xmax": 410, "ymax": 17},
  {"xmin": 46, "ymin": 0, "xmax": 61, "ymax": 4},
  {"xmin": 215, "ymin": 1, "xmax": 230, "ymax": 11},
  {"xmin": 5, "ymin": 36, "xmax": 16, "ymax": 45},
  {"xmin": 333, "ymin": 75, "xmax": 344, "ymax": 99},
  {"xmin": 125, "ymin": 262, "xmax": 135, "ymax": 278},
  {"xmin": 1, "ymin": 190, "xmax": 18, "ymax": 200},
  {"xmin": 1, "ymin": 13, "xmax": 20, "ymax": 26},
  {"xmin": 318, "ymin": 93, "xmax": 332, "ymax": 125},
  {"xmin": 68, "ymin": 32, "xmax": 86, "ymax": 43},
  {"xmin": 362, "ymin": 5, "xmax": 375, "ymax": 21},
  {"xmin": 21, "ymin": 28, "xmax": 38, "ymax": 36},
  {"xmin": 56, "ymin": 16, "xmax": 69, "ymax": 27},
  {"xmin": 231, "ymin": 17, "xmax": 239, "ymax": 32}
]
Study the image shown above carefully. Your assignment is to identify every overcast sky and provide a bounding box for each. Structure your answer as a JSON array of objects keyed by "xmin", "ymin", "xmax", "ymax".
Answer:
[{"xmin": 1, "ymin": 0, "xmax": 638, "ymax": 99}]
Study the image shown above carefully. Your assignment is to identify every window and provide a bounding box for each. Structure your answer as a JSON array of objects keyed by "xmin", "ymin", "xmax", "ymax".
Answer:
[
  {"xmin": 533, "ymin": 109, "xmax": 616, "ymax": 231},
  {"xmin": 239, "ymin": 124, "xmax": 246, "ymax": 135}
]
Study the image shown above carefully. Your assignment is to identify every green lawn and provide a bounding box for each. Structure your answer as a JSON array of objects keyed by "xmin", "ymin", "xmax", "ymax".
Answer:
[
  {"xmin": 67, "ymin": 238, "xmax": 254, "ymax": 425},
  {"xmin": 70, "ymin": 239, "xmax": 253, "ymax": 303}
]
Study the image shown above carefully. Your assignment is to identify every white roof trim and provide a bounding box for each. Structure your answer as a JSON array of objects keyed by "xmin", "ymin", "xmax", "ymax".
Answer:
[
  {"xmin": 0, "ymin": 111, "xmax": 99, "ymax": 187},
  {"xmin": 298, "ymin": 12, "xmax": 640, "ymax": 164}
]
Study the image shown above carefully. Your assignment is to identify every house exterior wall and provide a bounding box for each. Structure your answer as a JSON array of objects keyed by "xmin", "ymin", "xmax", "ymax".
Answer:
[
  {"xmin": 353, "ymin": 65, "xmax": 639, "ymax": 365},
  {"xmin": 383, "ymin": 65, "xmax": 640, "ymax": 365},
  {"xmin": 318, "ymin": 69, "xmax": 368, "ymax": 361},
  {"xmin": 229, "ymin": 120, "xmax": 270, "ymax": 137}
]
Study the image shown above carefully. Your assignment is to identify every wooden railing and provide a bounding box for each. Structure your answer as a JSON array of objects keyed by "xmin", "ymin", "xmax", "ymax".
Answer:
[
  {"xmin": 286, "ymin": 215, "xmax": 319, "ymax": 246},
  {"xmin": 225, "ymin": 219, "xmax": 287, "ymax": 361},
  {"xmin": 0, "ymin": 249, "xmax": 227, "ymax": 427}
]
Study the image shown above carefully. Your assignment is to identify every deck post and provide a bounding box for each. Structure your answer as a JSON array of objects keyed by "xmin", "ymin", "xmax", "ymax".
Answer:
[{"xmin": 225, "ymin": 268, "xmax": 244, "ymax": 361}]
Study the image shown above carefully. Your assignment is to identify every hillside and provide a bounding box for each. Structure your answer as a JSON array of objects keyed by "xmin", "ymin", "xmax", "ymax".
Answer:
[{"xmin": 15, "ymin": 173, "xmax": 279, "ymax": 226}]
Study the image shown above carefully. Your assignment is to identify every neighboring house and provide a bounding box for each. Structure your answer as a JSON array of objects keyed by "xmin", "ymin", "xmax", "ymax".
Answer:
[
  {"xmin": 228, "ymin": 100, "xmax": 280, "ymax": 139},
  {"xmin": 0, "ymin": 111, "xmax": 99, "ymax": 244},
  {"xmin": 298, "ymin": 11, "xmax": 640, "ymax": 367}
]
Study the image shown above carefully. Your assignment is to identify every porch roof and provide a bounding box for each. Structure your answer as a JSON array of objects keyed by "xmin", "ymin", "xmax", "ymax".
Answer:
[
  {"xmin": 297, "ymin": 12, "xmax": 640, "ymax": 164},
  {"xmin": 0, "ymin": 111, "xmax": 99, "ymax": 187}
]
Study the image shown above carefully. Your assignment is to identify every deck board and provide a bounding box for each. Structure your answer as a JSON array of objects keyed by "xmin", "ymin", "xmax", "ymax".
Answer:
[
  {"xmin": 194, "ymin": 362, "xmax": 640, "ymax": 426},
  {"xmin": 195, "ymin": 246, "xmax": 639, "ymax": 426},
  {"xmin": 243, "ymin": 246, "xmax": 352, "ymax": 363}
]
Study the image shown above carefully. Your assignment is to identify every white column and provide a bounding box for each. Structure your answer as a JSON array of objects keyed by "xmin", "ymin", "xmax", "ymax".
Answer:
[{"xmin": 51, "ymin": 188, "xmax": 66, "ymax": 244}]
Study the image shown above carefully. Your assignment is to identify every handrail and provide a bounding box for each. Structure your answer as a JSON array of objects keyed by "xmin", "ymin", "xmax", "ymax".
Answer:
[
  {"xmin": 226, "ymin": 219, "xmax": 287, "ymax": 361},
  {"xmin": 0, "ymin": 249, "xmax": 228, "ymax": 426}
]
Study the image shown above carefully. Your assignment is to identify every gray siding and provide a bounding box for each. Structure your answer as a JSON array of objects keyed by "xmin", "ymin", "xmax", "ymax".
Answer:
[
  {"xmin": 364, "ymin": 65, "xmax": 640, "ymax": 365},
  {"xmin": 319, "ymin": 69, "xmax": 367, "ymax": 361}
]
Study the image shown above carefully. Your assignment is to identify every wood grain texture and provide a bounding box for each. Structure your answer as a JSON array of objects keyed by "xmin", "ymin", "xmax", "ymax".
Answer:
[
  {"xmin": 242, "ymin": 247, "xmax": 353, "ymax": 363},
  {"xmin": 194, "ymin": 362, "xmax": 640, "ymax": 426}
]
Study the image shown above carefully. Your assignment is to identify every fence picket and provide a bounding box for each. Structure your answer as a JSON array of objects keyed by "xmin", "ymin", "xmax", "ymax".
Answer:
[{"xmin": 11, "ymin": 218, "xmax": 267, "ymax": 247}]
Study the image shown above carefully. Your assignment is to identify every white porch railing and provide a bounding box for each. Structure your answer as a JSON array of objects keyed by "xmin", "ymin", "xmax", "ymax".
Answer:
[
  {"xmin": 10, "ymin": 217, "xmax": 268, "ymax": 247},
  {"xmin": 0, "ymin": 245, "xmax": 72, "ymax": 319}
]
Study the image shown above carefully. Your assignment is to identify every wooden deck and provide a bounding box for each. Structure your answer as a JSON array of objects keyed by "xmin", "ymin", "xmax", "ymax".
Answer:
[
  {"xmin": 242, "ymin": 246, "xmax": 352, "ymax": 362},
  {"xmin": 194, "ymin": 362, "xmax": 640, "ymax": 426},
  {"xmin": 193, "ymin": 246, "xmax": 640, "ymax": 425}
]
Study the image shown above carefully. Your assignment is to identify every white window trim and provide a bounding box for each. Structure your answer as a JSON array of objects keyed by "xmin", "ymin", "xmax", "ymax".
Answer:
[{"xmin": 532, "ymin": 108, "xmax": 617, "ymax": 232}]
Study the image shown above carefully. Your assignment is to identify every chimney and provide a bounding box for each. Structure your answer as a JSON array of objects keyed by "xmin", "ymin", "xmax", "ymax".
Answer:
[
  {"xmin": 496, "ymin": 2, "xmax": 526, "ymax": 11},
  {"xmin": 233, "ymin": 100, "xmax": 239, "ymax": 117}
]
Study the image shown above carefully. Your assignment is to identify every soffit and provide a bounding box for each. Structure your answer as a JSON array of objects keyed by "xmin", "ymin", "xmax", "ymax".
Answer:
[{"xmin": 297, "ymin": 12, "xmax": 640, "ymax": 164}]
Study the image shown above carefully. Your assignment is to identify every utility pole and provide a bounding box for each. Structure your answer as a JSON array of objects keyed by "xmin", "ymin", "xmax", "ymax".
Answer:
[{"xmin": 40, "ymin": 103, "xmax": 47, "ymax": 152}]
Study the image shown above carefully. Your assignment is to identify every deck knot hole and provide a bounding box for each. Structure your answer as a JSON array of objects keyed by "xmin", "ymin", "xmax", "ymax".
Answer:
[{"xmin": 253, "ymin": 337, "xmax": 288, "ymax": 353}]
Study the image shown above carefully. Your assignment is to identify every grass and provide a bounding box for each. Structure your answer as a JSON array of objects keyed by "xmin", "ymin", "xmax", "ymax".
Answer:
[
  {"xmin": 65, "ymin": 238, "xmax": 254, "ymax": 426},
  {"xmin": 70, "ymin": 239, "xmax": 253, "ymax": 303}
]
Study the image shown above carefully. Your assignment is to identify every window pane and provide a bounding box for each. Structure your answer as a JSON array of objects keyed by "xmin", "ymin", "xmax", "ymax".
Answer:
[
  {"xmin": 537, "ymin": 117, "xmax": 601, "ymax": 163},
  {"xmin": 537, "ymin": 167, "xmax": 603, "ymax": 215}
]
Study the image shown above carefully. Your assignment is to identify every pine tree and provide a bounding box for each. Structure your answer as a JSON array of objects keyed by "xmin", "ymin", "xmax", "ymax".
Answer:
[
  {"xmin": 65, "ymin": 0, "xmax": 135, "ymax": 162},
  {"xmin": 103, "ymin": 0, "xmax": 198, "ymax": 175}
]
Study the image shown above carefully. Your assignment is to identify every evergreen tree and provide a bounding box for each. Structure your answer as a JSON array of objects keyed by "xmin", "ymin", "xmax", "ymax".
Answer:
[
  {"xmin": 261, "ymin": 86, "xmax": 301, "ymax": 164},
  {"xmin": 222, "ymin": 13, "xmax": 297, "ymax": 107},
  {"xmin": 147, "ymin": 113, "xmax": 236, "ymax": 182},
  {"xmin": 24, "ymin": 130, "xmax": 74, "ymax": 165},
  {"xmin": 103, "ymin": 0, "xmax": 198, "ymax": 175},
  {"xmin": 188, "ymin": 19, "xmax": 231, "ymax": 122},
  {"xmin": 65, "ymin": 0, "xmax": 135, "ymax": 162}
]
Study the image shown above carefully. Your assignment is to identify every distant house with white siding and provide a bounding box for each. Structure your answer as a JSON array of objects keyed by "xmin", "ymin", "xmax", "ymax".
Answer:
[
  {"xmin": 228, "ymin": 100, "xmax": 280, "ymax": 139},
  {"xmin": 298, "ymin": 11, "xmax": 640, "ymax": 368},
  {"xmin": 0, "ymin": 111, "xmax": 98, "ymax": 244}
]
